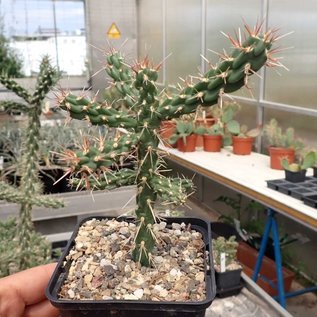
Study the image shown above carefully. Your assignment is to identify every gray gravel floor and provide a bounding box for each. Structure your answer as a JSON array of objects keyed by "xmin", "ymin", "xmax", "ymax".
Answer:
[{"xmin": 206, "ymin": 287, "xmax": 276, "ymax": 317}]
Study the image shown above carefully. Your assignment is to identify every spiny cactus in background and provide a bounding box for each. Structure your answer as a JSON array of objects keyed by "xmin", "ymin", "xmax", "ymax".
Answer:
[
  {"xmin": 0, "ymin": 56, "xmax": 64, "ymax": 270},
  {"xmin": 57, "ymin": 23, "xmax": 282, "ymax": 266}
]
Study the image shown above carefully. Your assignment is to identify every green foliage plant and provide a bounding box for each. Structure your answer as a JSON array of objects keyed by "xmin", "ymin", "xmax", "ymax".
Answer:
[
  {"xmin": 0, "ymin": 56, "xmax": 64, "ymax": 271},
  {"xmin": 56, "ymin": 23, "xmax": 282, "ymax": 267},
  {"xmin": 0, "ymin": 33, "xmax": 24, "ymax": 77}
]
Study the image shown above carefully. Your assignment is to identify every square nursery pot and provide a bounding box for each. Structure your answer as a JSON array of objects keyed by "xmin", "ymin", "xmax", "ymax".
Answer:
[
  {"xmin": 46, "ymin": 216, "xmax": 216, "ymax": 317},
  {"xmin": 237, "ymin": 242, "xmax": 295, "ymax": 297},
  {"xmin": 215, "ymin": 267, "xmax": 242, "ymax": 290},
  {"xmin": 284, "ymin": 169, "xmax": 307, "ymax": 183}
]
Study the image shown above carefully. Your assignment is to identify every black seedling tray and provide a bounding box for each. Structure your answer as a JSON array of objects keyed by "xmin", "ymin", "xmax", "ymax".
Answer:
[
  {"xmin": 46, "ymin": 216, "xmax": 216, "ymax": 317},
  {"xmin": 267, "ymin": 178, "xmax": 317, "ymax": 209}
]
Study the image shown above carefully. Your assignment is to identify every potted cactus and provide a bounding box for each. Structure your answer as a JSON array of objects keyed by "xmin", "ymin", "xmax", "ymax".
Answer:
[
  {"xmin": 212, "ymin": 236, "xmax": 242, "ymax": 297},
  {"xmin": 201, "ymin": 124, "xmax": 224, "ymax": 152},
  {"xmin": 228, "ymin": 123, "xmax": 261, "ymax": 155},
  {"xmin": 169, "ymin": 119, "xmax": 202, "ymax": 152},
  {"xmin": 281, "ymin": 151, "xmax": 316, "ymax": 183},
  {"xmin": 46, "ymin": 23, "xmax": 282, "ymax": 316},
  {"xmin": 263, "ymin": 118, "xmax": 304, "ymax": 169}
]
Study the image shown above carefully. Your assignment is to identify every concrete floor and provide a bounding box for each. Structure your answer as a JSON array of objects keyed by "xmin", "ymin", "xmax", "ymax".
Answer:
[{"xmin": 184, "ymin": 198, "xmax": 317, "ymax": 317}]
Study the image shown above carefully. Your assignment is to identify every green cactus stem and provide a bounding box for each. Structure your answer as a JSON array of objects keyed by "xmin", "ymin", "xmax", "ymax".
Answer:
[
  {"xmin": 0, "ymin": 56, "xmax": 63, "ymax": 270},
  {"xmin": 58, "ymin": 24, "xmax": 281, "ymax": 267}
]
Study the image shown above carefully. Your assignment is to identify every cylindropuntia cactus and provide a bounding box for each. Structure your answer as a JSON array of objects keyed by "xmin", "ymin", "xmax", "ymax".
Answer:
[
  {"xmin": 0, "ymin": 56, "xmax": 64, "ymax": 270},
  {"xmin": 57, "ymin": 23, "xmax": 283, "ymax": 266}
]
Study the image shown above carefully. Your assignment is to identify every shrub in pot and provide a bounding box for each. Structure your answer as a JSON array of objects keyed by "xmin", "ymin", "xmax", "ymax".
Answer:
[
  {"xmin": 263, "ymin": 118, "xmax": 304, "ymax": 170},
  {"xmin": 44, "ymin": 23, "xmax": 282, "ymax": 316},
  {"xmin": 281, "ymin": 151, "xmax": 316, "ymax": 183}
]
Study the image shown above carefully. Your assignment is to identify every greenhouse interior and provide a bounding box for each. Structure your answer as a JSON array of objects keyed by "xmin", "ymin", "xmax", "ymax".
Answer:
[{"xmin": 0, "ymin": 0, "xmax": 316, "ymax": 316}]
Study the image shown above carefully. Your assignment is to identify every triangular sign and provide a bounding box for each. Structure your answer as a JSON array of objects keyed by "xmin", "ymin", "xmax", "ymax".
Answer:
[{"xmin": 107, "ymin": 23, "xmax": 121, "ymax": 39}]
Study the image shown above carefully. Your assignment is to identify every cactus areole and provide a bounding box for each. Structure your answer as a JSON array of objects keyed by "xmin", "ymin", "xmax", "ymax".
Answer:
[{"xmin": 58, "ymin": 24, "xmax": 281, "ymax": 266}]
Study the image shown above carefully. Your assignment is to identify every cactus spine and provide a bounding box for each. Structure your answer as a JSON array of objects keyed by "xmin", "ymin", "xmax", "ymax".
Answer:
[
  {"xmin": 58, "ymin": 25, "xmax": 280, "ymax": 266},
  {"xmin": 0, "ymin": 56, "xmax": 63, "ymax": 270}
]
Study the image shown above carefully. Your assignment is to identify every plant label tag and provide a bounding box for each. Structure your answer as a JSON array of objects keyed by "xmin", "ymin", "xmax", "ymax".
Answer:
[
  {"xmin": 0, "ymin": 156, "xmax": 3, "ymax": 171},
  {"xmin": 220, "ymin": 252, "xmax": 226, "ymax": 272}
]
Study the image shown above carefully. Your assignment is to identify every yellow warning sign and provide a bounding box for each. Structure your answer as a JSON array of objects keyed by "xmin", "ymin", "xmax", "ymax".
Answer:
[{"xmin": 107, "ymin": 23, "xmax": 121, "ymax": 39}]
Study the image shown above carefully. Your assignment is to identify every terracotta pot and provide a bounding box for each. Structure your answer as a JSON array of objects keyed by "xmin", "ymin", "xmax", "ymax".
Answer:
[
  {"xmin": 195, "ymin": 118, "xmax": 215, "ymax": 149},
  {"xmin": 232, "ymin": 136, "xmax": 253, "ymax": 155},
  {"xmin": 269, "ymin": 147, "xmax": 295, "ymax": 170},
  {"xmin": 203, "ymin": 135, "xmax": 222, "ymax": 152},
  {"xmin": 177, "ymin": 135, "xmax": 197, "ymax": 152},
  {"xmin": 159, "ymin": 120, "xmax": 177, "ymax": 148},
  {"xmin": 237, "ymin": 242, "xmax": 295, "ymax": 296}
]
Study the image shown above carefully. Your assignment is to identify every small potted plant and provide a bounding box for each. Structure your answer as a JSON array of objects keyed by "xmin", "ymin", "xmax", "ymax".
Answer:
[
  {"xmin": 263, "ymin": 118, "xmax": 304, "ymax": 170},
  {"xmin": 227, "ymin": 122, "xmax": 261, "ymax": 155},
  {"xmin": 212, "ymin": 236, "xmax": 243, "ymax": 296},
  {"xmin": 169, "ymin": 119, "xmax": 201, "ymax": 152},
  {"xmin": 281, "ymin": 151, "xmax": 316, "ymax": 183},
  {"xmin": 201, "ymin": 124, "xmax": 224, "ymax": 152},
  {"xmin": 194, "ymin": 109, "xmax": 216, "ymax": 149}
]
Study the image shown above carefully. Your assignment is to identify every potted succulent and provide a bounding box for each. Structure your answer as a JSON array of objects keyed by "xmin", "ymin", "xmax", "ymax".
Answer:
[
  {"xmin": 45, "ymin": 23, "xmax": 281, "ymax": 316},
  {"xmin": 281, "ymin": 151, "xmax": 316, "ymax": 183},
  {"xmin": 159, "ymin": 119, "xmax": 177, "ymax": 148},
  {"xmin": 169, "ymin": 119, "xmax": 202, "ymax": 152},
  {"xmin": 263, "ymin": 118, "xmax": 304, "ymax": 170},
  {"xmin": 201, "ymin": 124, "xmax": 224, "ymax": 152},
  {"xmin": 194, "ymin": 109, "xmax": 216, "ymax": 149},
  {"xmin": 227, "ymin": 122, "xmax": 261, "ymax": 155},
  {"xmin": 212, "ymin": 236, "xmax": 242, "ymax": 296}
]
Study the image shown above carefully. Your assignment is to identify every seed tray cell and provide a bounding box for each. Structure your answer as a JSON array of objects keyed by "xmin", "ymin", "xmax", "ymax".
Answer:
[{"xmin": 303, "ymin": 194, "xmax": 317, "ymax": 208}]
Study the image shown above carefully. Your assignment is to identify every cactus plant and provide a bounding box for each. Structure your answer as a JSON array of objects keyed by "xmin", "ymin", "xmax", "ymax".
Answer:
[
  {"xmin": 212, "ymin": 235, "xmax": 240, "ymax": 271},
  {"xmin": 57, "ymin": 24, "xmax": 281, "ymax": 267},
  {"xmin": 0, "ymin": 56, "xmax": 64, "ymax": 271}
]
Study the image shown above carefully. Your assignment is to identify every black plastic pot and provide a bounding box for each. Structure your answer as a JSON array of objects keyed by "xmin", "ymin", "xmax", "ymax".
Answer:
[
  {"xmin": 313, "ymin": 166, "xmax": 317, "ymax": 178},
  {"xmin": 46, "ymin": 216, "xmax": 216, "ymax": 317},
  {"xmin": 215, "ymin": 268, "xmax": 242, "ymax": 290},
  {"xmin": 284, "ymin": 169, "xmax": 307, "ymax": 183},
  {"xmin": 211, "ymin": 222, "xmax": 242, "ymax": 241}
]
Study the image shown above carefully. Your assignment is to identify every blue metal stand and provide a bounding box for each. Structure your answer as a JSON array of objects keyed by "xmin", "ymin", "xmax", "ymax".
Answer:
[{"xmin": 252, "ymin": 209, "xmax": 286, "ymax": 308}]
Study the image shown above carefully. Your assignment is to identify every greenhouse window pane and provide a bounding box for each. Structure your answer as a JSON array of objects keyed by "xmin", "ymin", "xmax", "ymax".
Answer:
[
  {"xmin": 0, "ymin": 0, "xmax": 86, "ymax": 77},
  {"xmin": 138, "ymin": 0, "xmax": 163, "ymax": 82},
  {"xmin": 166, "ymin": 0, "xmax": 201, "ymax": 85},
  {"xmin": 265, "ymin": 0, "xmax": 317, "ymax": 109}
]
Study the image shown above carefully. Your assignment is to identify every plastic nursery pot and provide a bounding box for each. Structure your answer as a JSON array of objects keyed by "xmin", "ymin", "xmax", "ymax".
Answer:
[
  {"xmin": 195, "ymin": 118, "xmax": 216, "ymax": 149},
  {"xmin": 159, "ymin": 120, "xmax": 177, "ymax": 148},
  {"xmin": 268, "ymin": 147, "xmax": 295, "ymax": 170},
  {"xmin": 203, "ymin": 135, "xmax": 222, "ymax": 152},
  {"xmin": 284, "ymin": 169, "xmax": 307, "ymax": 183},
  {"xmin": 46, "ymin": 216, "xmax": 216, "ymax": 317},
  {"xmin": 177, "ymin": 135, "xmax": 197, "ymax": 152},
  {"xmin": 211, "ymin": 222, "xmax": 242, "ymax": 241},
  {"xmin": 237, "ymin": 242, "xmax": 295, "ymax": 297},
  {"xmin": 215, "ymin": 268, "xmax": 242, "ymax": 290},
  {"xmin": 232, "ymin": 136, "xmax": 254, "ymax": 155}
]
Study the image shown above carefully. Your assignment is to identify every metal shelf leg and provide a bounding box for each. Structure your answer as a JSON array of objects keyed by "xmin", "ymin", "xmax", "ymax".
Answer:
[{"xmin": 252, "ymin": 209, "xmax": 286, "ymax": 308}]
